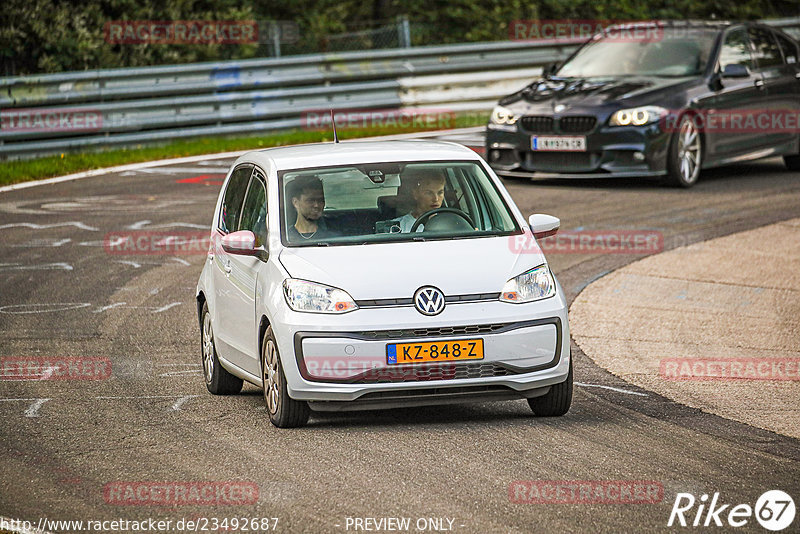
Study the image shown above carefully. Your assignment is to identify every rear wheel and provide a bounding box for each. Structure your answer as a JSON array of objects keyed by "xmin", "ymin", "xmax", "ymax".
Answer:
[
  {"xmin": 262, "ymin": 327, "xmax": 309, "ymax": 428},
  {"xmin": 528, "ymin": 360, "xmax": 572, "ymax": 416},
  {"xmin": 664, "ymin": 114, "xmax": 702, "ymax": 188},
  {"xmin": 784, "ymin": 154, "xmax": 800, "ymax": 170},
  {"xmin": 201, "ymin": 302, "xmax": 243, "ymax": 395}
]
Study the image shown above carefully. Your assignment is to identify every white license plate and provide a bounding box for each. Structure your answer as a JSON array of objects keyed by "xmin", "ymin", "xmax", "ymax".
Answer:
[{"xmin": 531, "ymin": 136, "xmax": 586, "ymax": 151}]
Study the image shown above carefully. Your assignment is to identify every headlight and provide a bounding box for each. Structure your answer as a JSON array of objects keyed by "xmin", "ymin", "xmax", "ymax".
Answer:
[
  {"xmin": 283, "ymin": 279, "xmax": 358, "ymax": 313},
  {"xmin": 500, "ymin": 264, "xmax": 556, "ymax": 303},
  {"xmin": 609, "ymin": 106, "xmax": 666, "ymax": 126},
  {"xmin": 490, "ymin": 105, "xmax": 519, "ymax": 125}
]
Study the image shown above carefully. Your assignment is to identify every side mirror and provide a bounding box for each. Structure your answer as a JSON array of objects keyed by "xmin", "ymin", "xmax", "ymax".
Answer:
[
  {"xmin": 221, "ymin": 230, "xmax": 266, "ymax": 259},
  {"xmin": 528, "ymin": 214, "xmax": 560, "ymax": 239},
  {"xmin": 721, "ymin": 63, "xmax": 749, "ymax": 78}
]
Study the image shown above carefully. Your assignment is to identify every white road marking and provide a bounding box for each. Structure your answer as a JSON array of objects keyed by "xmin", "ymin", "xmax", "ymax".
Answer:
[
  {"xmin": 93, "ymin": 302, "xmax": 127, "ymax": 313},
  {"xmin": 137, "ymin": 166, "xmax": 230, "ymax": 174},
  {"xmin": 171, "ymin": 395, "xmax": 199, "ymax": 411},
  {"xmin": 159, "ymin": 370, "xmax": 204, "ymax": 377},
  {"xmin": 94, "ymin": 395, "xmax": 188, "ymax": 400},
  {"xmin": 575, "ymin": 382, "xmax": 649, "ymax": 397},
  {"xmin": 24, "ymin": 398, "xmax": 50, "ymax": 418},
  {"xmin": 0, "ymin": 262, "xmax": 72, "ymax": 272},
  {"xmin": 0, "ymin": 222, "xmax": 98, "ymax": 231},
  {"xmin": 116, "ymin": 260, "xmax": 141, "ymax": 268},
  {"xmin": 127, "ymin": 220, "xmax": 206, "ymax": 230},
  {"xmin": 172, "ymin": 257, "xmax": 191, "ymax": 266},
  {"xmin": 38, "ymin": 366, "xmax": 57, "ymax": 381},
  {"xmin": 0, "ymin": 303, "xmax": 91, "ymax": 314},
  {"xmin": 9, "ymin": 238, "xmax": 72, "ymax": 248},
  {"xmin": 152, "ymin": 302, "xmax": 181, "ymax": 313}
]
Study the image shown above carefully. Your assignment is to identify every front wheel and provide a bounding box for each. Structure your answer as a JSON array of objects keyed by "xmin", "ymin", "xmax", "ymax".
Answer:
[
  {"xmin": 528, "ymin": 360, "xmax": 572, "ymax": 416},
  {"xmin": 262, "ymin": 327, "xmax": 309, "ymax": 428},
  {"xmin": 664, "ymin": 114, "xmax": 702, "ymax": 188}
]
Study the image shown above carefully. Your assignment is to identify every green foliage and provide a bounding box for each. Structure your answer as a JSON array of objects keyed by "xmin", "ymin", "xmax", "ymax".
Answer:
[{"xmin": 1, "ymin": 0, "xmax": 796, "ymax": 75}]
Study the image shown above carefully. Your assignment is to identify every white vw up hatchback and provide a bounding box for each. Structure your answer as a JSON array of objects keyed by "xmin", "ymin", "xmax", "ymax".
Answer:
[{"xmin": 196, "ymin": 140, "xmax": 571, "ymax": 427}]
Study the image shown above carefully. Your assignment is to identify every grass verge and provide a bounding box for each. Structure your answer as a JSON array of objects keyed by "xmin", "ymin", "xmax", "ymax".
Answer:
[{"xmin": 0, "ymin": 112, "xmax": 489, "ymax": 187}]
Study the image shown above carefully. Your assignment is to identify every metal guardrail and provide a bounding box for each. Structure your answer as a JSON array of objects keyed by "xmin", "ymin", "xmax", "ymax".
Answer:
[{"xmin": 1, "ymin": 18, "xmax": 799, "ymax": 159}]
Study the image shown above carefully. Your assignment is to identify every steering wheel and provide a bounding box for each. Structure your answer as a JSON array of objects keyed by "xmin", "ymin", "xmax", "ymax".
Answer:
[{"xmin": 410, "ymin": 208, "xmax": 475, "ymax": 233}]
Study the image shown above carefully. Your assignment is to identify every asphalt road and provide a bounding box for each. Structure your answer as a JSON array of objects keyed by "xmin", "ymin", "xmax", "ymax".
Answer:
[{"xmin": 1, "ymin": 132, "xmax": 799, "ymax": 534}]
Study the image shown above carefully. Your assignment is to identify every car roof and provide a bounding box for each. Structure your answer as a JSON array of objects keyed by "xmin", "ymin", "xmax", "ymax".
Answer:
[{"xmin": 242, "ymin": 139, "xmax": 482, "ymax": 172}]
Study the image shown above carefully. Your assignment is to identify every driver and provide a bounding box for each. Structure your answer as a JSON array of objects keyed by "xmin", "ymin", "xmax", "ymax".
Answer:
[
  {"xmin": 398, "ymin": 169, "xmax": 446, "ymax": 233},
  {"xmin": 287, "ymin": 175, "xmax": 339, "ymax": 242}
]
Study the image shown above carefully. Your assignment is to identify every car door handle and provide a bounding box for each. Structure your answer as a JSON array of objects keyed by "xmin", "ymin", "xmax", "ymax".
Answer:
[
  {"xmin": 223, "ymin": 260, "xmax": 232, "ymax": 274},
  {"xmin": 754, "ymin": 79, "xmax": 765, "ymax": 89}
]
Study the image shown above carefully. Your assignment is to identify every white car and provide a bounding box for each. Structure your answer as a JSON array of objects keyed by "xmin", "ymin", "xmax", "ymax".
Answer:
[{"xmin": 196, "ymin": 140, "xmax": 572, "ymax": 427}]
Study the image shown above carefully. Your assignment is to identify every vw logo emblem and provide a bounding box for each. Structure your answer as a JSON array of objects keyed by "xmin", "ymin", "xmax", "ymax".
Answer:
[
  {"xmin": 554, "ymin": 104, "xmax": 566, "ymax": 113},
  {"xmin": 414, "ymin": 286, "xmax": 445, "ymax": 316}
]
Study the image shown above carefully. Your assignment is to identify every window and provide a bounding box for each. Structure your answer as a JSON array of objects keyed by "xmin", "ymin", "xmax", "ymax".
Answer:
[
  {"xmin": 556, "ymin": 28, "xmax": 717, "ymax": 77},
  {"xmin": 239, "ymin": 170, "xmax": 268, "ymax": 247},
  {"xmin": 749, "ymin": 28, "xmax": 783, "ymax": 69},
  {"xmin": 719, "ymin": 28, "xmax": 754, "ymax": 71},
  {"xmin": 775, "ymin": 33, "xmax": 799, "ymax": 65},
  {"xmin": 279, "ymin": 161, "xmax": 519, "ymax": 246},
  {"xmin": 219, "ymin": 165, "xmax": 253, "ymax": 234}
]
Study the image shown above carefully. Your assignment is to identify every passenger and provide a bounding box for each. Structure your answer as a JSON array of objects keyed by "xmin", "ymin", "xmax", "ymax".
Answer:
[
  {"xmin": 398, "ymin": 169, "xmax": 446, "ymax": 233},
  {"xmin": 286, "ymin": 175, "xmax": 338, "ymax": 242}
]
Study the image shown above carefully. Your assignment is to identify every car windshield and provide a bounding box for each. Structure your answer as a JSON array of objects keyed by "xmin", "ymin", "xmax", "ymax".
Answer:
[
  {"xmin": 557, "ymin": 27, "xmax": 718, "ymax": 77},
  {"xmin": 279, "ymin": 161, "xmax": 519, "ymax": 246}
]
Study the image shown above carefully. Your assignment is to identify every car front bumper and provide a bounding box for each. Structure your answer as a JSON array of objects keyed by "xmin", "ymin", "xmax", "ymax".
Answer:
[
  {"xmin": 485, "ymin": 122, "xmax": 671, "ymax": 178},
  {"xmin": 272, "ymin": 293, "xmax": 571, "ymax": 408}
]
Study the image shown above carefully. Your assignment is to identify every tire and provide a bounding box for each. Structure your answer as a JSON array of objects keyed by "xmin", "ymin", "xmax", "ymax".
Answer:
[
  {"xmin": 200, "ymin": 302, "xmax": 243, "ymax": 395},
  {"xmin": 664, "ymin": 114, "xmax": 703, "ymax": 188},
  {"xmin": 784, "ymin": 154, "xmax": 800, "ymax": 171},
  {"xmin": 262, "ymin": 327, "xmax": 309, "ymax": 428},
  {"xmin": 528, "ymin": 360, "xmax": 573, "ymax": 417}
]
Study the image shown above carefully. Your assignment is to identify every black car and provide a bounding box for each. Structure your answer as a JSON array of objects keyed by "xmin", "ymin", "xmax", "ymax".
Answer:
[{"xmin": 486, "ymin": 21, "xmax": 800, "ymax": 187}]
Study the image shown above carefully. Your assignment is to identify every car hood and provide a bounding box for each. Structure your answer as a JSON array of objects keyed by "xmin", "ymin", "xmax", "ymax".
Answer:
[
  {"xmin": 278, "ymin": 235, "xmax": 546, "ymax": 300},
  {"xmin": 501, "ymin": 75, "xmax": 695, "ymax": 109}
]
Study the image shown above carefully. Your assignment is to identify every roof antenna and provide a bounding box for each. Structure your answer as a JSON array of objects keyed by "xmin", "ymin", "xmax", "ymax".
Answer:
[{"xmin": 330, "ymin": 110, "xmax": 339, "ymax": 143}]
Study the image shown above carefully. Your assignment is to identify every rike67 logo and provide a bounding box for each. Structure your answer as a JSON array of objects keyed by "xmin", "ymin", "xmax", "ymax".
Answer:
[{"xmin": 668, "ymin": 490, "xmax": 795, "ymax": 531}]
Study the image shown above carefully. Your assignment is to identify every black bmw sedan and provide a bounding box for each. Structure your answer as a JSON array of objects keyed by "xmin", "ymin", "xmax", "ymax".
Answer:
[{"xmin": 486, "ymin": 21, "xmax": 800, "ymax": 187}]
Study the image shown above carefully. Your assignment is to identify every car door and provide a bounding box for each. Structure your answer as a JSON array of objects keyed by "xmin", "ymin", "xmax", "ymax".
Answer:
[
  {"xmin": 225, "ymin": 168, "xmax": 269, "ymax": 377},
  {"xmin": 212, "ymin": 163, "xmax": 253, "ymax": 370},
  {"xmin": 748, "ymin": 26, "xmax": 797, "ymax": 149},
  {"xmin": 703, "ymin": 26, "xmax": 767, "ymax": 159},
  {"xmin": 772, "ymin": 30, "xmax": 800, "ymax": 152}
]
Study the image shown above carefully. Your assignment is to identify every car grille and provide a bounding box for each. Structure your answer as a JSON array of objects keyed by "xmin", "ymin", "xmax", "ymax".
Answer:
[
  {"xmin": 359, "ymin": 323, "xmax": 509, "ymax": 340},
  {"xmin": 519, "ymin": 115, "xmax": 597, "ymax": 135},
  {"xmin": 559, "ymin": 116, "xmax": 597, "ymax": 133},
  {"xmin": 519, "ymin": 116, "xmax": 555, "ymax": 133},
  {"xmin": 355, "ymin": 362, "xmax": 517, "ymax": 383}
]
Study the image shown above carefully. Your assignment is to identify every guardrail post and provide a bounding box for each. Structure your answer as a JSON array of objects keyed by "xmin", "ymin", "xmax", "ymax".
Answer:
[
  {"xmin": 272, "ymin": 21, "xmax": 282, "ymax": 58},
  {"xmin": 398, "ymin": 16, "xmax": 411, "ymax": 48}
]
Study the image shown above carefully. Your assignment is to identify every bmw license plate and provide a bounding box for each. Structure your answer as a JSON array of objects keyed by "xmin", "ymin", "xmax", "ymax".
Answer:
[
  {"xmin": 531, "ymin": 136, "xmax": 586, "ymax": 151},
  {"xmin": 386, "ymin": 339, "xmax": 484, "ymax": 365}
]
